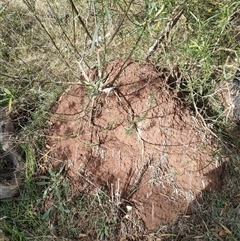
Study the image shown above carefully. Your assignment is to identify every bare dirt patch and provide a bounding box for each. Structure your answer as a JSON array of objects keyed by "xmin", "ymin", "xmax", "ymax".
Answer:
[{"xmin": 46, "ymin": 59, "xmax": 223, "ymax": 232}]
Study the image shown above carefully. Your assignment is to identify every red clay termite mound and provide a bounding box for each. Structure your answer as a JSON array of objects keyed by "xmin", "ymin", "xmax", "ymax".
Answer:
[{"xmin": 47, "ymin": 59, "xmax": 223, "ymax": 231}]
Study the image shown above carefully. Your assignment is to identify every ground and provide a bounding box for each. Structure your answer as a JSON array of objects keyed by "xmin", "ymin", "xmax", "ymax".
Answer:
[{"xmin": 46, "ymin": 59, "xmax": 224, "ymax": 233}]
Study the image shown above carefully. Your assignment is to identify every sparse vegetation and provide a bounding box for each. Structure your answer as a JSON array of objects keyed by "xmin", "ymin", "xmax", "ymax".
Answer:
[{"xmin": 1, "ymin": 0, "xmax": 240, "ymax": 240}]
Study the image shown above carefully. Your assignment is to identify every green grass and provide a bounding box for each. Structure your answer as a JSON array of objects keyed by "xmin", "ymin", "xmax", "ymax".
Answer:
[{"xmin": 1, "ymin": 0, "xmax": 240, "ymax": 240}]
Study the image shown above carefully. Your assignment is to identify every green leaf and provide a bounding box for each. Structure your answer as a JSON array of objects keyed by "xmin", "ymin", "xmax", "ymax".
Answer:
[
  {"xmin": 55, "ymin": 188, "xmax": 61, "ymax": 200},
  {"xmin": 36, "ymin": 181, "xmax": 50, "ymax": 186},
  {"xmin": 48, "ymin": 169, "xmax": 55, "ymax": 177},
  {"xmin": 8, "ymin": 97, "xmax": 12, "ymax": 111},
  {"xmin": 59, "ymin": 203, "xmax": 70, "ymax": 213},
  {"xmin": 104, "ymin": 6, "xmax": 111, "ymax": 23},
  {"xmin": 42, "ymin": 207, "xmax": 53, "ymax": 220},
  {"xmin": 40, "ymin": 175, "xmax": 50, "ymax": 179},
  {"xmin": 2, "ymin": 87, "xmax": 12, "ymax": 96},
  {"xmin": 90, "ymin": 23, "xmax": 99, "ymax": 55},
  {"xmin": 43, "ymin": 187, "xmax": 50, "ymax": 199},
  {"xmin": 58, "ymin": 164, "xmax": 65, "ymax": 174}
]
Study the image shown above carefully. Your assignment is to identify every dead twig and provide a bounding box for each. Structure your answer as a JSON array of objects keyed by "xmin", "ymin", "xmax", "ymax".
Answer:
[
  {"xmin": 146, "ymin": 8, "xmax": 184, "ymax": 60},
  {"xmin": 107, "ymin": 0, "xmax": 135, "ymax": 47},
  {"xmin": 68, "ymin": 0, "xmax": 92, "ymax": 40}
]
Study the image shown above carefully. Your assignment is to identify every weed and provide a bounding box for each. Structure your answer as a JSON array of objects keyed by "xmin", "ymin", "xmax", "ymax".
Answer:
[
  {"xmin": 95, "ymin": 216, "xmax": 110, "ymax": 240},
  {"xmin": 36, "ymin": 165, "xmax": 70, "ymax": 220},
  {"xmin": 125, "ymin": 125, "xmax": 136, "ymax": 136},
  {"xmin": 0, "ymin": 87, "xmax": 14, "ymax": 111}
]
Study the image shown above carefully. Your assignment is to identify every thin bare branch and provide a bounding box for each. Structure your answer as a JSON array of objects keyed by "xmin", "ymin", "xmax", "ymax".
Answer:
[
  {"xmin": 146, "ymin": 8, "xmax": 184, "ymax": 60},
  {"xmin": 68, "ymin": 0, "xmax": 92, "ymax": 40},
  {"xmin": 107, "ymin": 0, "xmax": 135, "ymax": 47}
]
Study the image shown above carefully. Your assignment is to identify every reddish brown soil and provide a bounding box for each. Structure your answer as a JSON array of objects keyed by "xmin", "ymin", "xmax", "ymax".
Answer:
[{"xmin": 46, "ymin": 59, "xmax": 223, "ymax": 231}]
